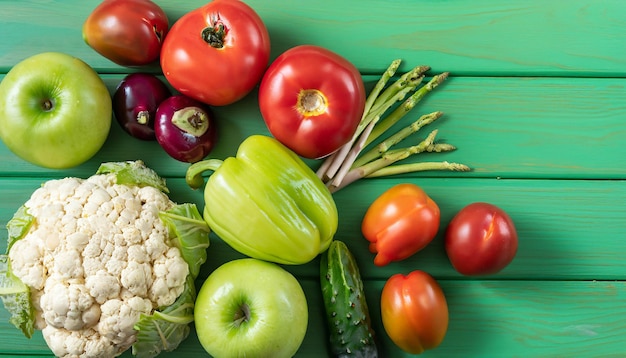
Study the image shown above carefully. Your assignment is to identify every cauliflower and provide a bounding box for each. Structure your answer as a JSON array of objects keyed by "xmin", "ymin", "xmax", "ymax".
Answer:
[{"xmin": 0, "ymin": 161, "xmax": 210, "ymax": 358}]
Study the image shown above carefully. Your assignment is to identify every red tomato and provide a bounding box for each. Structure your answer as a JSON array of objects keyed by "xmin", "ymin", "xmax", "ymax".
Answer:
[
  {"xmin": 445, "ymin": 202, "xmax": 518, "ymax": 276},
  {"xmin": 83, "ymin": 0, "xmax": 168, "ymax": 66},
  {"xmin": 160, "ymin": 0, "xmax": 271, "ymax": 106},
  {"xmin": 361, "ymin": 183, "xmax": 440, "ymax": 266},
  {"xmin": 381, "ymin": 270, "xmax": 449, "ymax": 354},
  {"xmin": 258, "ymin": 45, "xmax": 365, "ymax": 159}
]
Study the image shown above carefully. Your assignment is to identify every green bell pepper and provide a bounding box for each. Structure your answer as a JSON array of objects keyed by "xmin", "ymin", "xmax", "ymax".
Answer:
[{"xmin": 186, "ymin": 135, "xmax": 338, "ymax": 265}]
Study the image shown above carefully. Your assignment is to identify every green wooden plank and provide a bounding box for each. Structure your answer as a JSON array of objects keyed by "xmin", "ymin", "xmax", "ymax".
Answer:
[
  {"xmin": 0, "ymin": 75, "xmax": 624, "ymax": 180},
  {"xmin": 0, "ymin": 1, "xmax": 624, "ymax": 76},
  {"xmin": 0, "ymin": 280, "xmax": 623, "ymax": 357},
  {"xmin": 1, "ymin": 177, "xmax": 624, "ymax": 281}
]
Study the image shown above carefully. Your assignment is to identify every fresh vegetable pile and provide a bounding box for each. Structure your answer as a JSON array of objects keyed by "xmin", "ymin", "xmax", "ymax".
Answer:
[{"xmin": 0, "ymin": 0, "xmax": 521, "ymax": 357}]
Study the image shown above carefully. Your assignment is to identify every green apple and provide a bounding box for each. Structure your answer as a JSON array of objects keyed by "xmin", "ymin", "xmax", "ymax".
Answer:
[
  {"xmin": 195, "ymin": 258, "xmax": 308, "ymax": 358},
  {"xmin": 0, "ymin": 52, "xmax": 111, "ymax": 169}
]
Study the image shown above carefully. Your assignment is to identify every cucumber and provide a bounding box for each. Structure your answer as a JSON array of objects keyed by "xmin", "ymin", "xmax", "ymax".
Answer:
[{"xmin": 320, "ymin": 240, "xmax": 378, "ymax": 357}]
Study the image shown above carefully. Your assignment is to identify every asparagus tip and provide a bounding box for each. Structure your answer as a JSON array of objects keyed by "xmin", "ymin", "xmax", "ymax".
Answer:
[
  {"xmin": 438, "ymin": 72, "xmax": 450, "ymax": 82},
  {"xmin": 448, "ymin": 162, "xmax": 471, "ymax": 171}
]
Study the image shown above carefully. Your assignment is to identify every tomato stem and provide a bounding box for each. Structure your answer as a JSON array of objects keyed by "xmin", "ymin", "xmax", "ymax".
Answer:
[
  {"xmin": 201, "ymin": 22, "xmax": 227, "ymax": 48},
  {"xmin": 297, "ymin": 89, "xmax": 328, "ymax": 116}
]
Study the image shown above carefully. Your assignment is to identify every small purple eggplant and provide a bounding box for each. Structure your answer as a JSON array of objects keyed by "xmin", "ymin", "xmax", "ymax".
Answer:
[
  {"xmin": 155, "ymin": 95, "xmax": 217, "ymax": 163},
  {"xmin": 112, "ymin": 73, "xmax": 171, "ymax": 140}
]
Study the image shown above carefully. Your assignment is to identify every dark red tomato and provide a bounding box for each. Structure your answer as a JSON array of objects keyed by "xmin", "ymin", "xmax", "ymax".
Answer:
[
  {"xmin": 155, "ymin": 95, "xmax": 217, "ymax": 163},
  {"xmin": 381, "ymin": 270, "xmax": 449, "ymax": 354},
  {"xmin": 445, "ymin": 202, "xmax": 518, "ymax": 276},
  {"xmin": 83, "ymin": 0, "xmax": 168, "ymax": 66},
  {"xmin": 258, "ymin": 45, "xmax": 366, "ymax": 159},
  {"xmin": 362, "ymin": 183, "xmax": 440, "ymax": 266},
  {"xmin": 160, "ymin": 0, "xmax": 270, "ymax": 106}
]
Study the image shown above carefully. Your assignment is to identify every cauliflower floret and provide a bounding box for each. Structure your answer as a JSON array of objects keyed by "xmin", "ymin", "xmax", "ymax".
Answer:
[
  {"xmin": 85, "ymin": 270, "xmax": 120, "ymax": 305},
  {"xmin": 66, "ymin": 232, "xmax": 90, "ymax": 251},
  {"xmin": 82, "ymin": 187, "xmax": 112, "ymax": 217},
  {"xmin": 144, "ymin": 233, "xmax": 169, "ymax": 261},
  {"xmin": 99, "ymin": 297, "xmax": 152, "ymax": 346},
  {"xmin": 120, "ymin": 261, "xmax": 152, "ymax": 297},
  {"xmin": 150, "ymin": 247, "xmax": 189, "ymax": 307},
  {"xmin": 29, "ymin": 289, "xmax": 46, "ymax": 329},
  {"xmin": 6, "ymin": 166, "xmax": 201, "ymax": 358},
  {"xmin": 43, "ymin": 326, "xmax": 123, "ymax": 358},
  {"xmin": 40, "ymin": 276, "xmax": 100, "ymax": 331},
  {"xmin": 8, "ymin": 236, "xmax": 45, "ymax": 289},
  {"xmin": 127, "ymin": 245, "xmax": 149, "ymax": 264},
  {"xmin": 52, "ymin": 248, "xmax": 84, "ymax": 279}
]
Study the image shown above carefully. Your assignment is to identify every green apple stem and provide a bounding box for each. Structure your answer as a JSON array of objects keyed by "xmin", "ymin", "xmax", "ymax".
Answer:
[
  {"xmin": 41, "ymin": 99, "xmax": 54, "ymax": 111},
  {"xmin": 233, "ymin": 303, "xmax": 251, "ymax": 327}
]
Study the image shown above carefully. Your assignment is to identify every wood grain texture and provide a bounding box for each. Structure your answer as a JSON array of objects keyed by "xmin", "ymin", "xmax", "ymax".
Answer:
[
  {"xmin": 0, "ymin": 280, "xmax": 624, "ymax": 357},
  {"xmin": 0, "ymin": 0, "xmax": 625, "ymax": 357},
  {"xmin": 0, "ymin": 0, "xmax": 624, "ymax": 76},
  {"xmin": 0, "ymin": 75, "xmax": 624, "ymax": 180},
  {"xmin": 1, "ymin": 177, "xmax": 624, "ymax": 281}
]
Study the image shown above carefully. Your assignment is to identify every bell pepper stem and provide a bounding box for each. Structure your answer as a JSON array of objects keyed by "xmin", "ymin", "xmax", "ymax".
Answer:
[{"xmin": 185, "ymin": 159, "xmax": 224, "ymax": 190}]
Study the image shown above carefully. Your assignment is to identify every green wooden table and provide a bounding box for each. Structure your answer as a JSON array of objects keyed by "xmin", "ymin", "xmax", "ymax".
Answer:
[{"xmin": 1, "ymin": 1, "xmax": 624, "ymax": 357}]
